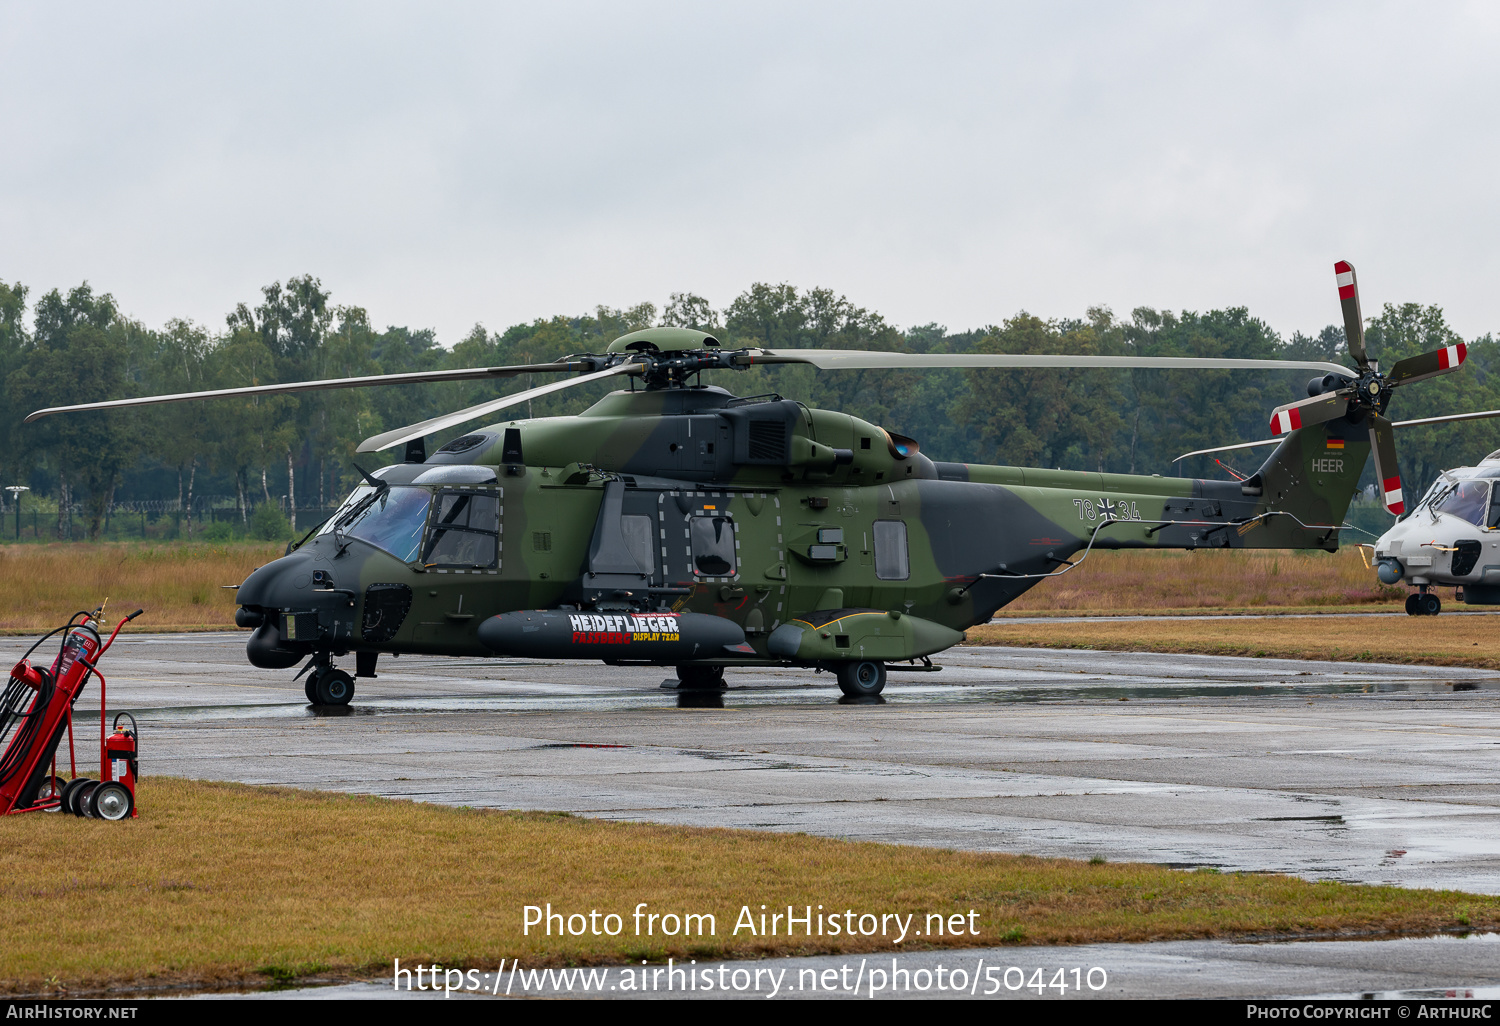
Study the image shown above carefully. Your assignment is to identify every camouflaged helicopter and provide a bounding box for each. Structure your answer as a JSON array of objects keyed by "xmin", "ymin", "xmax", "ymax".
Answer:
[{"xmin": 26, "ymin": 262, "xmax": 1472, "ymax": 703}]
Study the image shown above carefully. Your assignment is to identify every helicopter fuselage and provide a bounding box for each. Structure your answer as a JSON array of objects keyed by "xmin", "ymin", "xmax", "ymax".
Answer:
[
  {"xmin": 1372, "ymin": 452, "xmax": 1500, "ymax": 610},
  {"xmin": 234, "ymin": 384, "xmax": 1368, "ymax": 687}
]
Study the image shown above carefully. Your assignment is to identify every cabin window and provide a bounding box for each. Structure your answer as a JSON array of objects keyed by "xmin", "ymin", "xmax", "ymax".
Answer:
[
  {"xmin": 621, "ymin": 515, "xmax": 655, "ymax": 575},
  {"xmin": 690, "ymin": 516, "xmax": 736, "ymax": 576},
  {"xmin": 873, "ymin": 519, "xmax": 909, "ymax": 580},
  {"xmin": 423, "ymin": 489, "xmax": 500, "ymax": 568}
]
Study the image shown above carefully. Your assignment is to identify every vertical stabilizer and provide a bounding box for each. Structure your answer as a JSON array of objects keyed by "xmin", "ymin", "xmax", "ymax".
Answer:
[{"xmin": 1242, "ymin": 415, "xmax": 1369, "ymax": 545}]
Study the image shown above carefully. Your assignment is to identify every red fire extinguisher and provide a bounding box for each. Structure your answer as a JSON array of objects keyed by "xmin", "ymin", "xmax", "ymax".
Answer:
[{"xmin": 97, "ymin": 713, "xmax": 138, "ymax": 819}]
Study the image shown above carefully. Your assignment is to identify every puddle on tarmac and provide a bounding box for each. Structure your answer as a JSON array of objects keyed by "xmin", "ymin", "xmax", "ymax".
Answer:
[{"xmin": 89, "ymin": 674, "xmax": 1500, "ymax": 724}]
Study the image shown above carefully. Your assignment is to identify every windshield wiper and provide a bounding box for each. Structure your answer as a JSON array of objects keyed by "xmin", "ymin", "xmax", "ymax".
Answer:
[{"xmin": 334, "ymin": 463, "xmax": 391, "ymax": 555}]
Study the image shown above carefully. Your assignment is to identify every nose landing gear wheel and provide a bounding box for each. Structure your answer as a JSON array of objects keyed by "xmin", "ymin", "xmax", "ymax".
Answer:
[
  {"xmin": 312, "ymin": 668, "xmax": 355, "ymax": 706},
  {"xmin": 1420, "ymin": 593, "xmax": 1442, "ymax": 616},
  {"xmin": 89, "ymin": 781, "xmax": 134, "ymax": 821},
  {"xmin": 835, "ymin": 660, "xmax": 887, "ymax": 698},
  {"xmin": 1405, "ymin": 593, "xmax": 1420, "ymax": 615}
]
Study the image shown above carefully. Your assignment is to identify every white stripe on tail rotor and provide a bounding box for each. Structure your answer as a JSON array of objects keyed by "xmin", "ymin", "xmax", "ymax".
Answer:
[{"xmin": 1270, "ymin": 408, "xmax": 1301, "ymax": 435}]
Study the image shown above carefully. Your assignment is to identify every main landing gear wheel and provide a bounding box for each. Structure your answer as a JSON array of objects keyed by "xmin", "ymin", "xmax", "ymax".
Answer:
[
  {"xmin": 89, "ymin": 781, "xmax": 134, "ymax": 821},
  {"xmin": 675, "ymin": 665, "xmax": 726, "ymax": 690},
  {"xmin": 835, "ymin": 660, "xmax": 887, "ymax": 698},
  {"xmin": 312, "ymin": 667, "xmax": 355, "ymax": 706},
  {"xmin": 304, "ymin": 675, "xmax": 318, "ymax": 704}
]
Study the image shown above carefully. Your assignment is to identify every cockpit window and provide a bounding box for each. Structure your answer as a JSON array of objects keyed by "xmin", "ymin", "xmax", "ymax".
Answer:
[
  {"xmin": 322, "ymin": 485, "xmax": 431, "ymax": 562},
  {"xmin": 1432, "ymin": 480, "xmax": 1490, "ymax": 527}
]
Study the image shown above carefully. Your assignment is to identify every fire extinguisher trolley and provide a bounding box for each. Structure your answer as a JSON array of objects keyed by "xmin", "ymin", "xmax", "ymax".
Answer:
[{"xmin": 0, "ymin": 608, "xmax": 143, "ymax": 820}]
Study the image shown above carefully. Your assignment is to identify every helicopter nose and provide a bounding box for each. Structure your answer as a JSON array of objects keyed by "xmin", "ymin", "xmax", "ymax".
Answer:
[{"xmin": 235, "ymin": 548, "xmax": 319, "ymax": 613}]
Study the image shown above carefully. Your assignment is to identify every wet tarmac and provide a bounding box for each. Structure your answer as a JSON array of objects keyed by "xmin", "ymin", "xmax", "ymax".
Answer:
[
  {"xmin": 995, "ymin": 609, "xmax": 1500, "ymax": 623},
  {"xmin": 22, "ymin": 630, "xmax": 1500, "ymax": 894},
  {"xmin": 186, "ymin": 933, "xmax": 1500, "ymax": 1000}
]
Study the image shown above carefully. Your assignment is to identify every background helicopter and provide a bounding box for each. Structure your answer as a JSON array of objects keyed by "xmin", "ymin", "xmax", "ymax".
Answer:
[
  {"xmin": 1367, "ymin": 441, "xmax": 1500, "ymax": 615},
  {"xmin": 26, "ymin": 262, "xmax": 1472, "ymax": 702}
]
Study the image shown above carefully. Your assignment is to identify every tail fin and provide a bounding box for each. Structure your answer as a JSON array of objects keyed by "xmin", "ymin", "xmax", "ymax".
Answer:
[{"xmin": 1238, "ymin": 418, "xmax": 1369, "ymax": 547}]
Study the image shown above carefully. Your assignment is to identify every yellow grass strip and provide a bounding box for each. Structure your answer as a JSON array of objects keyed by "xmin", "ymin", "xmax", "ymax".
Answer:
[
  {"xmin": 0, "ymin": 543, "xmax": 1412, "ymax": 633},
  {"xmin": 0, "ymin": 543, "xmax": 278, "ymax": 632},
  {"xmin": 970, "ymin": 615, "xmax": 1500, "ymax": 669},
  {"xmin": 1002, "ymin": 548, "xmax": 1406, "ymax": 614},
  {"xmin": 2, "ymin": 778, "xmax": 1497, "ymax": 995}
]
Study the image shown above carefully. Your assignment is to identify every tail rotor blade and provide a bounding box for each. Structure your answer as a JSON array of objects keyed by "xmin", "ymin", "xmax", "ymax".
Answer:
[
  {"xmin": 1268, "ymin": 391, "xmax": 1350, "ymax": 436},
  {"xmin": 1368, "ymin": 414, "xmax": 1404, "ymax": 515},
  {"xmin": 1386, "ymin": 343, "xmax": 1467, "ymax": 387},
  {"xmin": 1334, "ymin": 260, "xmax": 1370, "ymax": 371}
]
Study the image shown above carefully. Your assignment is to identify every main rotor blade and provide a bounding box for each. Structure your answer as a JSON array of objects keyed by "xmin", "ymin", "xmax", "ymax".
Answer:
[
  {"xmin": 1385, "ymin": 343, "xmax": 1467, "ymax": 387},
  {"xmin": 23, "ymin": 361, "xmax": 592, "ymax": 423},
  {"xmin": 1268, "ymin": 391, "xmax": 1351, "ymax": 436},
  {"xmin": 1392, "ymin": 407, "xmax": 1500, "ymax": 429},
  {"xmin": 1334, "ymin": 259, "xmax": 1370, "ymax": 372},
  {"xmin": 1369, "ymin": 414, "xmax": 1404, "ymax": 515},
  {"xmin": 746, "ymin": 349, "xmax": 1352, "ymax": 376},
  {"xmin": 355, "ymin": 362, "xmax": 639, "ymax": 453},
  {"xmin": 1172, "ymin": 438, "xmax": 1283, "ymax": 463},
  {"xmin": 1177, "ymin": 406, "xmax": 1500, "ymax": 462}
]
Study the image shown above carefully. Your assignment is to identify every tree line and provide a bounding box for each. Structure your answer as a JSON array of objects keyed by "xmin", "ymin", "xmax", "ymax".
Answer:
[{"xmin": 0, "ymin": 275, "xmax": 1494, "ymax": 541}]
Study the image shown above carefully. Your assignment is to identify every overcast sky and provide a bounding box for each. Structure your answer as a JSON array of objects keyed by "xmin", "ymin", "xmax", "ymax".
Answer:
[{"xmin": 3, "ymin": 1, "xmax": 1498, "ymax": 345}]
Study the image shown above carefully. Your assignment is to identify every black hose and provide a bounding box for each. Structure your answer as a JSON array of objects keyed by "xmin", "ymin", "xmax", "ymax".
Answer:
[
  {"xmin": 0, "ymin": 670, "xmax": 52, "ymax": 787},
  {"xmin": 0, "ymin": 617, "xmax": 99, "ymax": 787}
]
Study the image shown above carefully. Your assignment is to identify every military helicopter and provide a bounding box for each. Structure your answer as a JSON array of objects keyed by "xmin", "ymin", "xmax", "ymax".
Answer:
[
  {"xmin": 1366, "ymin": 443, "xmax": 1500, "ymax": 615},
  {"xmin": 26, "ymin": 261, "xmax": 1471, "ymax": 702}
]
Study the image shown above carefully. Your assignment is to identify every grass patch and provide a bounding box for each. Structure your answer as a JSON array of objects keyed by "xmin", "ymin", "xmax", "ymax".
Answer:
[
  {"xmin": 0, "ymin": 542, "xmax": 1417, "ymax": 633},
  {"xmin": 0, "ymin": 542, "xmax": 278, "ymax": 632},
  {"xmin": 970, "ymin": 614, "xmax": 1500, "ymax": 669},
  {"xmin": 2, "ymin": 778, "xmax": 1498, "ymax": 995},
  {"xmin": 1001, "ymin": 548, "xmax": 1406, "ymax": 614}
]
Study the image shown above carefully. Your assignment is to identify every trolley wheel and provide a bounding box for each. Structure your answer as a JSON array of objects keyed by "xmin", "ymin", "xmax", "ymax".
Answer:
[
  {"xmin": 88, "ymin": 782, "xmax": 134, "ymax": 822},
  {"xmin": 62, "ymin": 778, "xmax": 94, "ymax": 817},
  {"xmin": 37, "ymin": 775, "xmax": 66, "ymax": 812},
  {"xmin": 835, "ymin": 660, "xmax": 887, "ymax": 698},
  {"xmin": 314, "ymin": 668, "xmax": 355, "ymax": 706},
  {"xmin": 73, "ymin": 780, "xmax": 100, "ymax": 818}
]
